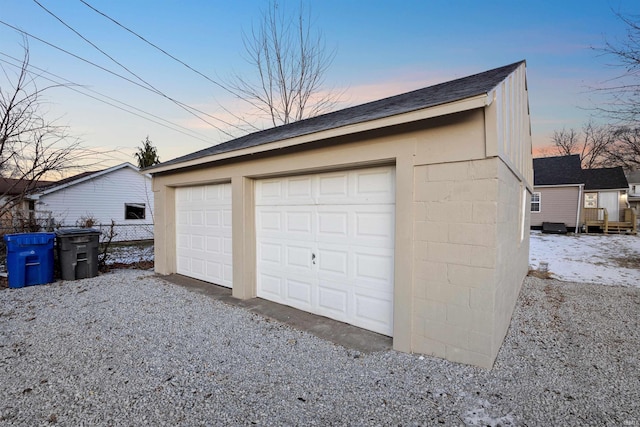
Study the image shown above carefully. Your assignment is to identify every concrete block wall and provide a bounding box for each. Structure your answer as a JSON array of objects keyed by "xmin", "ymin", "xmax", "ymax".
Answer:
[
  {"xmin": 413, "ymin": 157, "xmax": 500, "ymax": 368},
  {"xmin": 493, "ymin": 160, "xmax": 529, "ymax": 353}
]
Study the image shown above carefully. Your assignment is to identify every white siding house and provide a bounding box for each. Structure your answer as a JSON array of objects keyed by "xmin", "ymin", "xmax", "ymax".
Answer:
[{"xmin": 27, "ymin": 163, "xmax": 154, "ymax": 241}]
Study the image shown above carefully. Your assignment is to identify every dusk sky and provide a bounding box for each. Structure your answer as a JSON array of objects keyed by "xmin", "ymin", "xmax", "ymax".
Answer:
[{"xmin": 1, "ymin": 0, "xmax": 639, "ymax": 168}]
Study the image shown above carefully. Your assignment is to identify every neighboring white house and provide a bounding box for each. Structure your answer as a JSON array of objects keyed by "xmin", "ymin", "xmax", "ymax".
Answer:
[
  {"xmin": 627, "ymin": 170, "xmax": 640, "ymax": 214},
  {"xmin": 26, "ymin": 163, "xmax": 154, "ymax": 241}
]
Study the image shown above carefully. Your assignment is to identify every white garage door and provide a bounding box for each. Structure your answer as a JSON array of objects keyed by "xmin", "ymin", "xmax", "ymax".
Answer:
[
  {"xmin": 256, "ymin": 166, "xmax": 395, "ymax": 336},
  {"xmin": 176, "ymin": 183, "xmax": 233, "ymax": 288}
]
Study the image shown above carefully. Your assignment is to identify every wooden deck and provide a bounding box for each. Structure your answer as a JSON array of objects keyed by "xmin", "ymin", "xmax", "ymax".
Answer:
[{"xmin": 583, "ymin": 207, "xmax": 637, "ymax": 234}]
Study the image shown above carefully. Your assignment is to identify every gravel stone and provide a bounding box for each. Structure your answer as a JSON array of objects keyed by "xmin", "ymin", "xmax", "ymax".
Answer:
[{"xmin": 0, "ymin": 270, "xmax": 638, "ymax": 426}]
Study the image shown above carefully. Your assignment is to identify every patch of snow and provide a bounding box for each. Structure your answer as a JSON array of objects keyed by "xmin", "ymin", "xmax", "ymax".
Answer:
[
  {"xmin": 105, "ymin": 244, "xmax": 154, "ymax": 265},
  {"xmin": 529, "ymin": 231, "xmax": 640, "ymax": 287},
  {"xmin": 462, "ymin": 399, "xmax": 516, "ymax": 426}
]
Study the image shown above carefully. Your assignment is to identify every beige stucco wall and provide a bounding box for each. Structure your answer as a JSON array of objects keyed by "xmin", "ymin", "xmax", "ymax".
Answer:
[
  {"xmin": 412, "ymin": 157, "xmax": 529, "ymax": 367},
  {"xmin": 153, "ymin": 94, "xmax": 532, "ymax": 368},
  {"xmin": 531, "ymin": 186, "xmax": 581, "ymax": 228},
  {"xmin": 494, "ymin": 161, "xmax": 530, "ymax": 358}
]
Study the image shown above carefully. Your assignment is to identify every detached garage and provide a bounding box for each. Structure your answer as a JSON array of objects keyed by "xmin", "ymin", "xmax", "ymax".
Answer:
[{"xmin": 148, "ymin": 61, "xmax": 533, "ymax": 368}]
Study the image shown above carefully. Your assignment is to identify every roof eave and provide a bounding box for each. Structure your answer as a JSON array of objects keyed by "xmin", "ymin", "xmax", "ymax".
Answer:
[
  {"xmin": 147, "ymin": 94, "xmax": 489, "ymax": 175},
  {"xmin": 28, "ymin": 162, "xmax": 142, "ymax": 197},
  {"xmin": 533, "ymin": 183, "xmax": 584, "ymax": 188},
  {"xmin": 585, "ymin": 187, "xmax": 628, "ymax": 191}
]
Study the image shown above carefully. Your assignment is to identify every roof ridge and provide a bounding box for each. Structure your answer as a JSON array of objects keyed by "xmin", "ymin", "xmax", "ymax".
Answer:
[{"xmin": 151, "ymin": 61, "xmax": 525, "ymax": 171}]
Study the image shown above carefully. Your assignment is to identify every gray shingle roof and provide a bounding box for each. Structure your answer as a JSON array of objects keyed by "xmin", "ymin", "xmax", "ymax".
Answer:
[
  {"xmin": 533, "ymin": 155, "xmax": 628, "ymax": 189},
  {"xmin": 533, "ymin": 155, "xmax": 583, "ymax": 185},
  {"xmin": 155, "ymin": 61, "xmax": 525, "ymax": 169},
  {"xmin": 583, "ymin": 167, "xmax": 628, "ymax": 190}
]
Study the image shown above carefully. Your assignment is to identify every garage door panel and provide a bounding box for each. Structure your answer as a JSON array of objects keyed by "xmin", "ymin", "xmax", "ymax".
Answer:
[
  {"xmin": 317, "ymin": 211, "xmax": 348, "ymax": 237},
  {"xmin": 256, "ymin": 209, "xmax": 282, "ymax": 232},
  {"xmin": 354, "ymin": 292, "xmax": 393, "ymax": 335},
  {"xmin": 317, "ymin": 285, "xmax": 348, "ymax": 318},
  {"xmin": 223, "ymin": 209, "xmax": 232, "ymax": 227},
  {"xmin": 286, "ymin": 278, "xmax": 313, "ymax": 307},
  {"xmin": 258, "ymin": 241, "xmax": 282, "ymax": 265},
  {"xmin": 354, "ymin": 250, "xmax": 394, "ymax": 287},
  {"xmin": 287, "ymin": 176, "xmax": 313, "ymax": 198},
  {"xmin": 206, "ymin": 261, "xmax": 222, "ymax": 281},
  {"xmin": 176, "ymin": 184, "xmax": 233, "ymax": 288},
  {"xmin": 176, "ymin": 211, "xmax": 189, "ymax": 225},
  {"xmin": 205, "ymin": 211, "xmax": 221, "ymax": 227},
  {"xmin": 316, "ymin": 248, "xmax": 348, "ymax": 277},
  {"xmin": 191, "ymin": 235, "xmax": 205, "ymax": 251},
  {"xmin": 259, "ymin": 273, "xmax": 283, "ymax": 299},
  {"xmin": 223, "ymin": 266, "xmax": 232, "ymax": 284},
  {"xmin": 285, "ymin": 210, "xmax": 314, "ymax": 235},
  {"xmin": 318, "ymin": 173, "xmax": 349, "ymax": 198},
  {"xmin": 190, "ymin": 211, "xmax": 204, "ymax": 226},
  {"xmin": 256, "ymin": 166, "xmax": 394, "ymax": 336},
  {"xmin": 258, "ymin": 179, "xmax": 283, "ymax": 200},
  {"xmin": 286, "ymin": 244, "xmax": 314, "ymax": 270},
  {"xmin": 355, "ymin": 210, "xmax": 394, "ymax": 238},
  {"xmin": 355, "ymin": 169, "xmax": 395, "ymax": 199},
  {"xmin": 177, "ymin": 234, "xmax": 190, "ymax": 249},
  {"xmin": 223, "ymin": 237, "xmax": 233, "ymax": 256},
  {"xmin": 206, "ymin": 236, "xmax": 221, "ymax": 253},
  {"xmin": 191, "ymin": 258, "xmax": 205, "ymax": 275}
]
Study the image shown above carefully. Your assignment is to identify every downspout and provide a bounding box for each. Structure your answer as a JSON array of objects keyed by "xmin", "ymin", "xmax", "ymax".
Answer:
[{"xmin": 575, "ymin": 184, "xmax": 584, "ymax": 233}]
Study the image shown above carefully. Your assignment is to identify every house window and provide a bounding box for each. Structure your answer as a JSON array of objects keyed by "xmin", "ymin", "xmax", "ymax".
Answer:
[
  {"xmin": 530, "ymin": 192, "xmax": 541, "ymax": 213},
  {"xmin": 125, "ymin": 203, "xmax": 146, "ymax": 220}
]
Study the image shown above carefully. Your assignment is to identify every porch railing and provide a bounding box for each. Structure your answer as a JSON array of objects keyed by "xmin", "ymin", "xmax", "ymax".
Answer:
[{"xmin": 583, "ymin": 207, "xmax": 608, "ymax": 233}]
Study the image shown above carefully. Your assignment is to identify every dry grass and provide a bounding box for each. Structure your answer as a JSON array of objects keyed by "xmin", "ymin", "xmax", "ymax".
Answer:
[{"xmin": 528, "ymin": 268, "xmax": 553, "ymax": 280}]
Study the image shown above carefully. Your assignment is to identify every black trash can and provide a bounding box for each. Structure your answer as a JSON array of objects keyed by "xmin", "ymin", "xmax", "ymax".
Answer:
[{"xmin": 55, "ymin": 228, "xmax": 101, "ymax": 280}]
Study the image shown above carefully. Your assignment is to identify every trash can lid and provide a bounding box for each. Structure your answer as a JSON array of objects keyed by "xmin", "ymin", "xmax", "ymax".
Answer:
[
  {"xmin": 3, "ymin": 232, "xmax": 56, "ymax": 242},
  {"xmin": 55, "ymin": 228, "xmax": 101, "ymax": 236}
]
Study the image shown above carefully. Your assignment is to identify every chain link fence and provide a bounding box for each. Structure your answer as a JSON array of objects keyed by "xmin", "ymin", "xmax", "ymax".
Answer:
[{"xmin": 0, "ymin": 217, "xmax": 154, "ymax": 269}]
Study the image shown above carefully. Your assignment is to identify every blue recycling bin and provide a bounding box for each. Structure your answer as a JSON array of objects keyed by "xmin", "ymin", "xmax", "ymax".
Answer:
[{"xmin": 4, "ymin": 232, "xmax": 56, "ymax": 289}]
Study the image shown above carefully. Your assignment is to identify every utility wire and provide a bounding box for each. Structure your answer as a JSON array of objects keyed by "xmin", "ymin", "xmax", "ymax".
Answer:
[
  {"xmin": 0, "ymin": 53, "xmax": 214, "ymax": 144},
  {"xmin": 0, "ymin": 19, "xmax": 231, "ymax": 136},
  {"xmin": 78, "ymin": 0, "xmax": 266, "ymax": 133},
  {"xmin": 31, "ymin": 0, "xmax": 237, "ymax": 137},
  {"xmin": 79, "ymin": 0, "xmax": 236, "ymax": 97}
]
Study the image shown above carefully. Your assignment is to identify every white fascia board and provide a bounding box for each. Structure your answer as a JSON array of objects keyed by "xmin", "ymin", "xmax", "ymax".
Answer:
[
  {"xmin": 148, "ymin": 95, "xmax": 489, "ymax": 174},
  {"xmin": 534, "ymin": 184, "xmax": 583, "ymax": 189}
]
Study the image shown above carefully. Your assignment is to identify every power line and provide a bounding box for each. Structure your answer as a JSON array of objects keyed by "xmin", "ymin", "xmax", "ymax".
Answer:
[
  {"xmin": 79, "ymin": 0, "xmax": 235, "ymax": 96},
  {"xmin": 31, "ymin": 0, "xmax": 238, "ymax": 137},
  {"xmin": 0, "ymin": 52, "xmax": 215, "ymax": 145},
  {"xmin": 77, "ymin": 0, "xmax": 264, "ymax": 132}
]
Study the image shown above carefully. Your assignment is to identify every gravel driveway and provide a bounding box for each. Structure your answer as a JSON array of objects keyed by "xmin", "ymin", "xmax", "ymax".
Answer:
[{"xmin": 1, "ymin": 270, "xmax": 638, "ymax": 426}]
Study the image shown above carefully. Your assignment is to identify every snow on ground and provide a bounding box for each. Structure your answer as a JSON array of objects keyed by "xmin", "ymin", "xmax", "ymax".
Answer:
[
  {"xmin": 529, "ymin": 230, "xmax": 640, "ymax": 287},
  {"xmin": 105, "ymin": 242, "xmax": 154, "ymax": 265}
]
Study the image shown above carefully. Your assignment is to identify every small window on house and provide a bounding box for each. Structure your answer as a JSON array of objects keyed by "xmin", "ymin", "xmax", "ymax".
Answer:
[
  {"xmin": 125, "ymin": 203, "xmax": 145, "ymax": 220},
  {"xmin": 530, "ymin": 192, "xmax": 541, "ymax": 213}
]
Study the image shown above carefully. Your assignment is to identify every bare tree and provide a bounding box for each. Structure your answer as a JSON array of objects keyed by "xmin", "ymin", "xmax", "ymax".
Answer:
[
  {"xmin": 226, "ymin": 1, "xmax": 340, "ymax": 129},
  {"xmin": 552, "ymin": 121, "xmax": 616, "ymax": 168},
  {"xmin": 596, "ymin": 12, "xmax": 640, "ymax": 126},
  {"xmin": 605, "ymin": 126, "xmax": 640, "ymax": 170},
  {"xmin": 552, "ymin": 127, "xmax": 580, "ymax": 156},
  {"xmin": 1, "ymin": 43, "xmax": 84, "ymax": 222}
]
